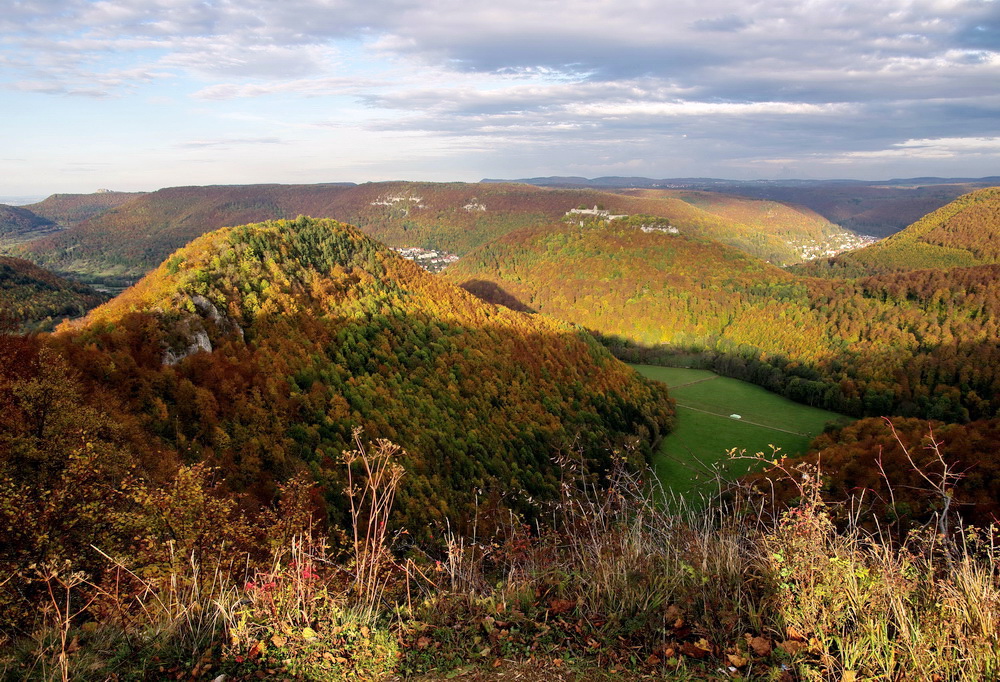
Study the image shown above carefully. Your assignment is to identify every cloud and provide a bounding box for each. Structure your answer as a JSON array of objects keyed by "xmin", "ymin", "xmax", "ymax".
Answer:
[
  {"xmin": 2, "ymin": 0, "xmax": 999, "ymax": 184},
  {"xmin": 175, "ymin": 137, "xmax": 287, "ymax": 149},
  {"xmin": 194, "ymin": 76, "xmax": 378, "ymax": 100},
  {"xmin": 692, "ymin": 15, "xmax": 753, "ymax": 32},
  {"xmin": 834, "ymin": 136, "xmax": 1000, "ymax": 161}
]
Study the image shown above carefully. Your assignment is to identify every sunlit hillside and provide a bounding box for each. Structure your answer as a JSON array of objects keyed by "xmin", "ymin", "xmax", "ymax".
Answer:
[
  {"xmin": 0, "ymin": 256, "xmax": 107, "ymax": 330},
  {"xmin": 7, "ymin": 182, "xmax": 869, "ymax": 285},
  {"xmin": 446, "ymin": 214, "xmax": 1000, "ymax": 422},
  {"xmin": 797, "ymin": 187, "xmax": 1000, "ymax": 277}
]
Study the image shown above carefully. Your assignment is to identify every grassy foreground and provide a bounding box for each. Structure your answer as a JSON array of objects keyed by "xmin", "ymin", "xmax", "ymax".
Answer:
[
  {"xmin": 630, "ymin": 364, "xmax": 849, "ymax": 494},
  {"xmin": 3, "ymin": 433, "xmax": 999, "ymax": 681}
]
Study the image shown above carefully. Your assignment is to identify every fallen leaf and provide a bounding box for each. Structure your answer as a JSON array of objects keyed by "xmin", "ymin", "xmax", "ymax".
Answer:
[
  {"xmin": 679, "ymin": 640, "xmax": 711, "ymax": 659},
  {"xmin": 360, "ymin": 626, "xmax": 370, "ymax": 638},
  {"xmin": 416, "ymin": 636, "xmax": 431, "ymax": 649},
  {"xmin": 248, "ymin": 641, "xmax": 264, "ymax": 660},
  {"xmin": 548, "ymin": 599, "xmax": 575, "ymax": 615},
  {"xmin": 778, "ymin": 640, "xmax": 808, "ymax": 655},
  {"xmin": 727, "ymin": 653, "xmax": 748, "ymax": 668},
  {"xmin": 492, "ymin": 658, "xmax": 503, "ymax": 668},
  {"xmin": 786, "ymin": 625, "xmax": 806, "ymax": 641},
  {"xmin": 842, "ymin": 673, "xmax": 858, "ymax": 682},
  {"xmin": 748, "ymin": 635, "xmax": 772, "ymax": 656},
  {"xmin": 271, "ymin": 634, "xmax": 287, "ymax": 648},
  {"xmin": 302, "ymin": 627, "xmax": 318, "ymax": 641}
]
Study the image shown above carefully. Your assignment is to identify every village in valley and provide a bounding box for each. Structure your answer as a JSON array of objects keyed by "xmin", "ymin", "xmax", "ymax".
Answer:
[{"xmin": 392, "ymin": 246, "xmax": 460, "ymax": 272}]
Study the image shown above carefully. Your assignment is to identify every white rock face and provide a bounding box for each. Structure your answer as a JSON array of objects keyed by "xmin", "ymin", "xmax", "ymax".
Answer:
[{"xmin": 163, "ymin": 328, "xmax": 212, "ymax": 365}]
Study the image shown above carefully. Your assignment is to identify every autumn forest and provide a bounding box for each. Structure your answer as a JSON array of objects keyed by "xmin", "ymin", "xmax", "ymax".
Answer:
[{"xmin": 1, "ymin": 180, "xmax": 999, "ymax": 680}]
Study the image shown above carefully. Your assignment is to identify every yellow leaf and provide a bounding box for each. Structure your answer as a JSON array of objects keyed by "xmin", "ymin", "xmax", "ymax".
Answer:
[
  {"xmin": 302, "ymin": 626, "xmax": 318, "ymax": 640},
  {"xmin": 727, "ymin": 653, "xmax": 748, "ymax": 668}
]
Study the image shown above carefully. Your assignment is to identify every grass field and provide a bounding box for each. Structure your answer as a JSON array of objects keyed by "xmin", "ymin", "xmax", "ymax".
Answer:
[{"xmin": 631, "ymin": 364, "xmax": 852, "ymax": 495}]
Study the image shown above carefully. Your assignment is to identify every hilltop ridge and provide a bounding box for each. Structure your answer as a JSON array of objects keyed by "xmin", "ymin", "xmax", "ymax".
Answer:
[
  {"xmin": 62, "ymin": 215, "xmax": 674, "ymax": 529},
  {"xmin": 798, "ymin": 186, "xmax": 1000, "ymax": 276},
  {"xmin": 447, "ymin": 212, "xmax": 1000, "ymax": 422},
  {"xmin": 6, "ymin": 181, "xmax": 870, "ymax": 286},
  {"xmin": 0, "ymin": 256, "xmax": 106, "ymax": 330}
]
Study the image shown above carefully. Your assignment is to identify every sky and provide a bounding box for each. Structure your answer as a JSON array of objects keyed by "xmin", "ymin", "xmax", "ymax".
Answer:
[{"xmin": 1, "ymin": 0, "xmax": 999, "ymax": 195}]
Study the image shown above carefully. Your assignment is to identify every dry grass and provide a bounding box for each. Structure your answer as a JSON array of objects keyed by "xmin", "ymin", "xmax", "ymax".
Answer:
[{"xmin": 6, "ymin": 434, "xmax": 1000, "ymax": 680}]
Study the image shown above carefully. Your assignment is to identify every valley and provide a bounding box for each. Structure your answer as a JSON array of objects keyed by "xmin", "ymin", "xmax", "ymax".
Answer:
[
  {"xmin": 0, "ymin": 179, "xmax": 928, "ymax": 290},
  {"xmin": 6, "ymin": 0, "xmax": 1000, "ymax": 675},
  {"xmin": 1, "ymin": 180, "xmax": 999, "ymax": 681},
  {"xmin": 631, "ymin": 364, "xmax": 849, "ymax": 495}
]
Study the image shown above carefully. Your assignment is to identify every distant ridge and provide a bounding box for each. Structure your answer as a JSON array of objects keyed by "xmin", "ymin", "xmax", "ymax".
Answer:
[
  {"xmin": 481, "ymin": 176, "xmax": 1000, "ymax": 237},
  {"xmin": 797, "ymin": 186, "xmax": 1000, "ymax": 276},
  {"xmin": 0, "ymin": 205, "xmax": 56, "ymax": 240},
  {"xmin": 26, "ymin": 191, "xmax": 145, "ymax": 229},
  {"xmin": 0, "ymin": 256, "xmax": 106, "ymax": 329},
  {"xmin": 6, "ymin": 181, "xmax": 861, "ymax": 283},
  {"xmin": 482, "ymin": 175, "xmax": 1000, "ymax": 189}
]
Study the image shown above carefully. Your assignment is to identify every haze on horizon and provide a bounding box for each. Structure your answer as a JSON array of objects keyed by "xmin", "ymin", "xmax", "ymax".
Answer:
[{"xmin": 2, "ymin": 0, "xmax": 999, "ymax": 196}]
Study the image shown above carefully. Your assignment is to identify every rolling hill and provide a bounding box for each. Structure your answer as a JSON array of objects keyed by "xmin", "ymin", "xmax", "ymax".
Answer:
[
  {"xmin": 795, "ymin": 187, "xmax": 1000, "ymax": 277},
  {"xmin": 445, "ymin": 213, "xmax": 1000, "ymax": 422},
  {"xmin": 26, "ymin": 190, "xmax": 145, "ymax": 228},
  {"xmin": 7, "ymin": 182, "xmax": 867, "ymax": 285},
  {"xmin": 491, "ymin": 175, "xmax": 998, "ymax": 237},
  {"xmin": 0, "ymin": 204, "xmax": 58, "ymax": 243},
  {"xmin": 54, "ymin": 216, "xmax": 674, "ymax": 530},
  {"xmin": 620, "ymin": 188, "xmax": 865, "ymax": 262},
  {"xmin": 0, "ymin": 256, "xmax": 107, "ymax": 330}
]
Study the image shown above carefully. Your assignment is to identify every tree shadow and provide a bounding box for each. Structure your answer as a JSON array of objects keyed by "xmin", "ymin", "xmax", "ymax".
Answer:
[{"xmin": 456, "ymin": 279, "xmax": 536, "ymax": 313}]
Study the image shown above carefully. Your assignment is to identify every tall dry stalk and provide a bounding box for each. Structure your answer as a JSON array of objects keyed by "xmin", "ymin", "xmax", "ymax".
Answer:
[
  {"xmin": 342, "ymin": 428, "xmax": 404, "ymax": 620},
  {"xmin": 34, "ymin": 562, "xmax": 92, "ymax": 682}
]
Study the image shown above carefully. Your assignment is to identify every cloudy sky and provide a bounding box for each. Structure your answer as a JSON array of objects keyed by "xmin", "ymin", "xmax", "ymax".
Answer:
[{"xmin": 2, "ymin": 0, "xmax": 999, "ymax": 194}]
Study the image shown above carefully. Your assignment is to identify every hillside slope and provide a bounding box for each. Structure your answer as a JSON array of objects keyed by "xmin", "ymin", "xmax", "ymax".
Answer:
[
  {"xmin": 798, "ymin": 187, "xmax": 1000, "ymax": 277},
  {"xmin": 0, "ymin": 256, "xmax": 107, "ymax": 330},
  {"xmin": 26, "ymin": 190, "xmax": 145, "ymax": 228},
  {"xmin": 58, "ymin": 216, "xmax": 674, "ymax": 528},
  {"xmin": 495, "ymin": 176, "xmax": 992, "ymax": 237},
  {"xmin": 622, "ymin": 189, "xmax": 863, "ymax": 261},
  {"xmin": 10, "ymin": 182, "xmax": 865, "ymax": 283},
  {"xmin": 446, "ymin": 215, "xmax": 1000, "ymax": 421},
  {"xmin": 0, "ymin": 204, "xmax": 57, "ymax": 244}
]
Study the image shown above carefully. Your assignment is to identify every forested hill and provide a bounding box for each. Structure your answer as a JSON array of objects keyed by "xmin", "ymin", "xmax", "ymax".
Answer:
[
  {"xmin": 55, "ymin": 216, "xmax": 673, "ymax": 531},
  {"xmin": 26, "ymin": 190, "xmax": 145, "ymax": 227},
  {"xmin": 0, "ymin": 256, "xmax": 107, "ymax": 330},
  {"xmin": 489, "ymin": 176, "xmax": 995, "ymax": 237},
  {"xmin": 8, "ymin": 181, "xmax": 860, "ymax": 285},
  {"xmin": 0, "ymin": 204, "xmax": 57, "ymax": 241},
  {"xmin": 445, "ymin": 215, "xmax": 1000, "ymax": 422},
  {"xmin": 797, "ymin": 187, "xmax": 1000, "ymax": 277}
]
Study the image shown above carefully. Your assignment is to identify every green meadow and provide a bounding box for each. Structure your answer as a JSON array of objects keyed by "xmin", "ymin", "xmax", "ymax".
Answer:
[{"xmin": 630, "ymin": 364, "xmax": 852, "ymax": 495}]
